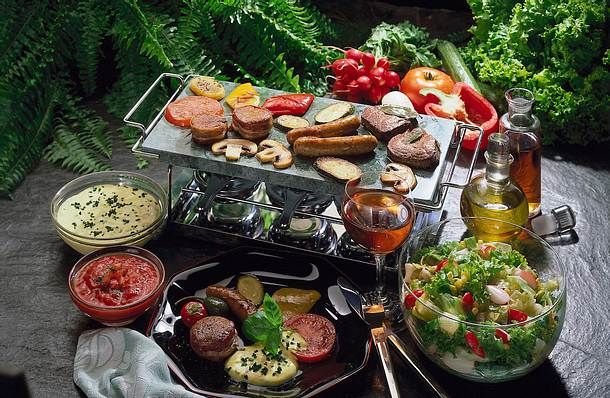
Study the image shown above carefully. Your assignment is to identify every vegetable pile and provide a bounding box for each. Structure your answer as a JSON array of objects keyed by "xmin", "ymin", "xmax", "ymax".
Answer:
[
  {"xmin": 359, "ymin": 21, "xmax": 440, "ymax": 75},
  {"xmin": 329, "ymin": 49, "xmax": 401, "ymax": 104},
  {"xmin": 462, "ymin": 0, "xmax": 609, "ymax": 145},
  {"xmin": 404, "ymin": 238, "xmax": 562, "ymax": 371}
]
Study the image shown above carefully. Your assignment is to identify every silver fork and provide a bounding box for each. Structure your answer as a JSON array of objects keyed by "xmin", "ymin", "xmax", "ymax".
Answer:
[{"xmin": 362, "ymin": 294, "xmax": 401, "ymax": 398}]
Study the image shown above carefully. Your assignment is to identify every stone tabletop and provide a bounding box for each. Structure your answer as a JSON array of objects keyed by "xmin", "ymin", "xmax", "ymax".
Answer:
[{"xmin": 1, "ymin": 131, "xmax": 609, "ymax": 397}]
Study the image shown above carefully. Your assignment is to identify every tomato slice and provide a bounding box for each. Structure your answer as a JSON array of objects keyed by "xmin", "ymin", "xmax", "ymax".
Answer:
[
  {"xmin": 284, "ymin": 314, "xmax": 336, "ymax": 363},
  {"xmin": 165, "ymin": 96, "xmax": 224, "ymax": 127}
]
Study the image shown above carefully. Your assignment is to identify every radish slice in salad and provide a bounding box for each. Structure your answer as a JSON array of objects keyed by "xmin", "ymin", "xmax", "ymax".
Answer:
[{"xmin": 486, "ymin": 285, "xmax": 510, "ymax": 305}]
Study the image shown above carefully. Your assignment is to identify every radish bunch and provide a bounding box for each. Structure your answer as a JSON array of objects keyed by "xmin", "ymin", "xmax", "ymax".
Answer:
[{"xmin": 328, "ymin": 48, "xmax": 401, "ymax": 104}]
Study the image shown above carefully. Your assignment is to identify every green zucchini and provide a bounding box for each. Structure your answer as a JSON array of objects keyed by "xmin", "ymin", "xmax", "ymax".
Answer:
[
  {"xmin": 203, "ymin": 296, "xmax": 230, "ymax": 316},
  {"xmin": 314, "ymin": 102, "xmax": 354, "ymax": 124},
  {"xmin": 274, "ymin": 115, "xmax": 310, "ymax": 131},
  {"xmin": 437, "ymin": 40, "xmax": 481, "ymax": 93}
]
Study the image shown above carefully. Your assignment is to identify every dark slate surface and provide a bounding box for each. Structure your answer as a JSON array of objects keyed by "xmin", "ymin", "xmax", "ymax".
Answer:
[{"xmin": 1, "ymin": 130, "xmax": 610, "ymax": 398}]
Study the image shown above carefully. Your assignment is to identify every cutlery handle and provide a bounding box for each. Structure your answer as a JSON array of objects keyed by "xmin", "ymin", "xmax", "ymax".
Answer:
[
  {"xmin": 375, "ymin": 339, "xmax": 401, "ymax": 398},
  {"xmin": 387, "ymin": 334, "xmax": 450, "ymax": 398}
]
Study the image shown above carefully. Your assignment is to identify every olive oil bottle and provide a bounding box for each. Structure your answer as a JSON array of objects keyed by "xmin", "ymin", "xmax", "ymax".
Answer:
[{"xmin": 460, "ymin": 133, "xmax": 529, "ymax": 241}]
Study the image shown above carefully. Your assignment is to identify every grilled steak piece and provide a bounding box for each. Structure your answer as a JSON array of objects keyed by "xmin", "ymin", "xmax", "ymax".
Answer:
[
  {"xmin": 190, "ymin": 316, "xmax": 237, "ymax": 361},
  {"xmin": 387, "ymin": 128, "xmax": 440, "ymax": 170},
  {"xmin": 361, "ymin": 106, "xmax": 417, "ymax": 142}
]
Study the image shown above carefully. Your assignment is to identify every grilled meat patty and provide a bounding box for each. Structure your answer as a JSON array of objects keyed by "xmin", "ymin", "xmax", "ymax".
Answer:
[
  {"xmin": 190, "ymin": 316, "xmax": 237, "ymax": 361},
  {"xmin": 387, "ymin": 128, "xmax": 440, "ymax": 169},
  {"xmin": 231, "ymin": 105, "xmax": 273, "ymax": 141},
  {"xmin": 191, "ymin": 114, "xmax": 227, "ymax": 145},
  {"xmin": 361, "ymin": 106, "xmax": 417, "ymax": 142}
]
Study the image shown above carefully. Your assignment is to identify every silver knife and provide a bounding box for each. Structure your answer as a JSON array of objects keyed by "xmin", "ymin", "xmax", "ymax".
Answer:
[{"xmin": 337, "ymin": 277, "xmax": 450, "ymax": 398}]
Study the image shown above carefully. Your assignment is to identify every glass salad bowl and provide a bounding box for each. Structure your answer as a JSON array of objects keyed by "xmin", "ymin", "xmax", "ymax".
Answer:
[{"xmin": 398, "ymin": 217, "xmax": 566, "ymax": 382}]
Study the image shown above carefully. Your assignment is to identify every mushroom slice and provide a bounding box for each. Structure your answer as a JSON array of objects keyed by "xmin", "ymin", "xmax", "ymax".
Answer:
[
  {"xmin": 381, "ymin": 163, "xmax": 417, "ymax": 193},
  {"xmin": 256, "ymin": 139, "xmax": 293, "ymax": 169},
  {"xmin": 211, "ymin": 139, "xmax": 257, "ymax": 161}
]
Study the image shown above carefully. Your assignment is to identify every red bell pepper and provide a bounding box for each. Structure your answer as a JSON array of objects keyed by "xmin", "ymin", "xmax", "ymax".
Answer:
[
  {"xmin": 495, "ymin": 328, "xmax": 511, "ymax": 344},
  {"xmin": 435, "ymin": 258, "xmax": 449, "ymax": 273},
  {"xmin": 420, "ymin": 83, "xmax": 498, "ymax": 151},
  {"xmin": 262, "ymin": 93, "xmax": 314, "ymax": 116}
]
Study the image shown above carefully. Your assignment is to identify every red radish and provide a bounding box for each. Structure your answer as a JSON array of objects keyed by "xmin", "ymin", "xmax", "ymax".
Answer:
[
  {"xmin": 368, "ymin": 85, "xmax": 384, "ymax": 104},
  {"xmin": 385, "ymin": 70, "xmax": 401, "ymax": 88},
  {"xmin": 486, "ymin": 285, "xmax": 510, "ymax": 305},
  {"xmin": 331, "ymin": 59, "xmax": 358, "ymax": 80},
  {"xmin": 377, "ymin": 57, "xmax": 390, "ymax": 70},
  {"xmin": 346, "ymin": 80, "xmax": 361, "ymax": 96},
  {"xmin": 479, "ymin": 244, "xmax": 495, "ymax": 259},
  {"xmin": 356, "ymin": 75, "xmax": 373, "ymax": 91},
  {"xmin": 369, "ymin": 67, "xmax": 387, "ymax": 86},
  {"xmin": 495, "ymin": 328, "xmax": 511, "ymax": 344},
  {"xmin": 347, "ymin": 92, "xmax": 362, "ymax": 103},
  {"xmin": 361, "ymin": 52, "xmax": 376, "ymax": 69},
  {"xmin": 345, "ymin": 48, "xmax": 364, "ymax": 63},
  {"xmin": 515, "ymin": 269, "xmax": 538, "ymax": 289},
  {"xmin": 356, "ymin": 65, "xmax": 368, "ymax": 78}
]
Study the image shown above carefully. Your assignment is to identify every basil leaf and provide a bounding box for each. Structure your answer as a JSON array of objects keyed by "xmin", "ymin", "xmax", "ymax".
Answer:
[
  {"xmin": 262, "ymin": 293, "xmax": 283, "ymax": 328},
  {"xmin": 243, "ymin": 311, "xmax": 274, "ymax": 342},
  {"xmin": 265, "ymin": 328, "xmax": 282, "ymax": 355}
]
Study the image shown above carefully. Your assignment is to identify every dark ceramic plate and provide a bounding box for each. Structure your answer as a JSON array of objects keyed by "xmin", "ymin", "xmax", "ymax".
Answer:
[{"xmin": 147, "ymin": 247, "xmax": 371, "ymax": 398}]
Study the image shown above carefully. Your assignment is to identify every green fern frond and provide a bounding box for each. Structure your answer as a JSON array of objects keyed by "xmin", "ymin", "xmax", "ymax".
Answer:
[
  {"xmin": 75, "ymin": 0, "xmax": 111, "ymax": 95},
  {"xmin": 0, "ymin": 88, "xmax": 58, "ymax": 198}
]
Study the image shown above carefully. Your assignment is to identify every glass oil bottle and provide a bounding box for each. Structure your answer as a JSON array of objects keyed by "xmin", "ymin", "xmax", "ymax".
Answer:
[
  {"xmin": 460, "ymin": 133, "xmax": 529, "ymax": 241},
  {"xmin": 499, "ymin": 88, "xmax": 541, "ymax": 217}
]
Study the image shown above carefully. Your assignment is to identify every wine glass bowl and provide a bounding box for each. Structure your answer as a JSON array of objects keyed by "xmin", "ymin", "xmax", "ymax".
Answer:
[{"xmin": 340, "ymin": 172, "xmax": 415, "ymax": 308}]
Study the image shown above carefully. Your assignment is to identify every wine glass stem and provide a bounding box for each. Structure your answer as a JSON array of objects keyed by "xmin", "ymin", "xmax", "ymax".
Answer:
[{"xmin": 374, "ymin": 253, "xmax": 387, "ymax": 300}]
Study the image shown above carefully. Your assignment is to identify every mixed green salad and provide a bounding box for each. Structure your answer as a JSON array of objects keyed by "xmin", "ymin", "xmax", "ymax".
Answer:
[{"xmin": 403, "ymin": 238, "xmax": 562, "ymax": 376}]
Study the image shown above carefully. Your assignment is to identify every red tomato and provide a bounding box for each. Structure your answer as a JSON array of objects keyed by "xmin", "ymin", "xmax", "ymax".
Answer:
[
  {"xmin": 495, "ymin": 328, "xmax": 511, "ymax": 344},
  {"xmin": 508, "ymin": 308, "xmax": 528, "ymax": 323},
  {"xmin": 284, "ymin": 314, "xmax": 336, "ymax": 363},
  {"xmin": 404, "ymin": 289, "xmax": 424, "ymax": 309},
  {"xmin": 461, "ymin": 292, "xmax": 474, "ymax": 310},
  {"xmin": 479, "ymin": 244, "xmax": 495, "ymax": 259},
  {"xmin": 165, "ymin": 96, "xmax": 224, "ymax": 127},
  {"xmin": 464, "ymin": 331, "xmax": 485, "ymax": 358},
  {"xmin": 180, "ymin": 301, "xmax": 207, "ymax": 328},
  {"xmin": 435, "ymin": 258, "xmax": 449, "ymax": 272},
  {"xmin": 400, "ymin": 67, "xmax": 454, "ymax": 113}
]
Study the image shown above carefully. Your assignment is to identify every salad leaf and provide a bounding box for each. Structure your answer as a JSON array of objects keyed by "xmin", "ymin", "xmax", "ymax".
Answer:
[
  {"xmin": 242, "ymin": 293, "xmax": 283, "ymax": 354},
  {"xmin": 418, "ymin": 318, "xmax": 466, "ymax": 355},
  {"xmin": 462, "ymin": 0, "xmax": 609, "ymax": 145},
  {"xmin": 359, "ymin": 21, "xmax": 440, "ymax": 74}
]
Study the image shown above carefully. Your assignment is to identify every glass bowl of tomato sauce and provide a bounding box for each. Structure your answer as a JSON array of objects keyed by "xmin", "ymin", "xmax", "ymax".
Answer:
[{"xmin": 68, "ymin": 246, "xmax": 165, "ymax": 326}]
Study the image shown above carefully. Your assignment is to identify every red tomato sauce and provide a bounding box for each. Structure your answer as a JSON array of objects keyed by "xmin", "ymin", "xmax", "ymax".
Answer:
[{"xmin": 72, "ymin": 254, "xmax": 160, "ymax": 307}]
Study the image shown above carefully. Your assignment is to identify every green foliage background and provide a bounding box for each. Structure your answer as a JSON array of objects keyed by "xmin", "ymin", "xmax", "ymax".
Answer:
[{"xmin": 0, "ymin": 0, "xmax": 337, "ymax": 198}]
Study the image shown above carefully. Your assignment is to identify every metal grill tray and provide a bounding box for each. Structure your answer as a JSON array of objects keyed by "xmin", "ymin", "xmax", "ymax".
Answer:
[{"xmin": 127, "ymin": 74, "xmax": 481, "ymax": 209}]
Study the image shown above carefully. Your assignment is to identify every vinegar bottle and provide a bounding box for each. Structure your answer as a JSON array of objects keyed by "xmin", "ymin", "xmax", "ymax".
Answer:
[
  {"xmin": 460, "ymin": 133, "xmax": 529, "ymax": 241},
  {"xmin": 499, "ymin": 88, "xmax": 541, "ymax": 217}
]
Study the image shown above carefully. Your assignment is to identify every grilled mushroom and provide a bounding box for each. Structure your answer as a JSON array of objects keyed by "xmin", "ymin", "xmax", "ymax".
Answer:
[
  {"xmin": 211, "ymin": 139, "xmax": 257, "ymax": 161},
  {"xmin": 255, "ymin": 139, "xmax": 293, "ymax": 169},
  {"xmin": 380, "ymin": 163, "xmax": 417, "ymax": 193}
]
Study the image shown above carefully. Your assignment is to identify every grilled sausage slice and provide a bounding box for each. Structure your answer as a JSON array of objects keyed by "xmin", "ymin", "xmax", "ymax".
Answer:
[
  {"xmin": 286, "ymin": 115, "xmax": 360, "ymax": 145},
  {"xmin": 293, "ymin": 135, "xmax": 378, "ymax": 157},
  {"xmin": 205, "ymin": 285, "xmax": 257, "ymax": 321}
]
